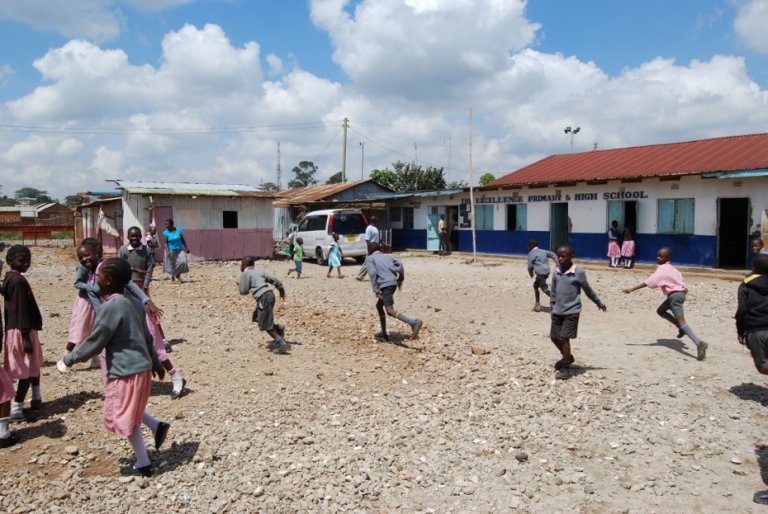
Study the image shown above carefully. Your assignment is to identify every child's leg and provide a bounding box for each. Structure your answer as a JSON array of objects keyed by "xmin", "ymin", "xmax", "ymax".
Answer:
[
  {"xmin": 656, "ymin": 301, "xmax": 679, "ymax": 329},
  {"xmin": 384, "ymin": 304, "xmax": 423, "ymax": 336},
  {"xmin": 30, "ymin": 376, "xmax": 42, "ymax": 409},
  {"xmin": 327, "ymin": 266, "xmax": 332, "ymax": 278},
  {"xmin": 143, "ymin": 412, "xmax": 171, "ymax": 450},
  {"xmin": 376, "ymin": 298, "xmax": 387, "ymax": 337},
  {"xmin": 14, "ymin": 378, "xmax": 30, "ymax": 404},
  {"xmin": 337, "ymin": 266, "xmax": 343, "ymax": 277},
  {"xmin": 162, "ymin": 359, "xmax": 186, "ymax": 399},
  {"xmin": 127, "ymin": 425, "xmax": 152, "ymax": 468},
  {"xmin": 533, "ymin": 280, "xmax": 540, "ymax": 304}
]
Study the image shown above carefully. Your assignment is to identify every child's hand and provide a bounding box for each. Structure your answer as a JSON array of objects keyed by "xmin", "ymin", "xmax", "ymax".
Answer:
[
  {"xmin": 147, "ymin": 300, "xmax": 164, "ymax": 320},
  {"xmin": 622, "ymin": 288, "xmax": 632, "ymax": 294},
  {"xmin": 738, "ymin": 335, "xmax": 745, "ymax": 345},
  {"xmin": 600, "ymin": 305, "xmax": 608, "ymax": 312}
]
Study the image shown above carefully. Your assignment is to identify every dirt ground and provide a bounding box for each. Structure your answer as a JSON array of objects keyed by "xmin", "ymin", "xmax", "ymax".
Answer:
[{"xmin": 1, "ymin": 245, "xmax": 766, "ymax": 513}]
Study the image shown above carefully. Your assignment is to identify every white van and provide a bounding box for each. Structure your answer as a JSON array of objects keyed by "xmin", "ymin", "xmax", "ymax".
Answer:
[{"xmin": 292, "ymin": 209, "xmax": 368, "ymax": 264}]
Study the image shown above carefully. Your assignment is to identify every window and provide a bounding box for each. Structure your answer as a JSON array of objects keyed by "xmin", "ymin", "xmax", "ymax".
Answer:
[
  {"xmin": 476, "ymin": 205, "xmax": 494, "ymax": 230},
  {"xmin": 403, "ymin": 207, "xmax": 414, "ymax": 229},
  {"xmin": 460, "ymin": 202, "xmax": 471, "ymax": 227},
  {"xmin": 389, "ymin": 206, "xmax": 402, "ymax": 222},
  {"xmin": 331, "ymin": 212, "xmax": 366, "ymax": 235},
  {"xmin": 506, "ymin": 204, "xmax": 527, "ymax": 231},
  {"xmin": 657, "ymin": 198, "xmax": 694, "ymax": 234},
  {"xmin": 223, "ymin": 211, "xmax": 238, "ymax": 229},
  {"xmin": 307, "ymin": 215, "xmax": 328, "ymax": 231}
]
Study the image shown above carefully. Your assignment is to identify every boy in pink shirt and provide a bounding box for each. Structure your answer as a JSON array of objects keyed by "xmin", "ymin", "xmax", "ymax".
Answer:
[{"xmin": 623, "ymin": 247, "xmax": 707, "ymax": 361}]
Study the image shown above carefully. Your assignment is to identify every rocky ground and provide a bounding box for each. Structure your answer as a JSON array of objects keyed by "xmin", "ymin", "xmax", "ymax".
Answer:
[{"xmin": 0, "ymin": 245, "xmax": 765, "ymax": 513}]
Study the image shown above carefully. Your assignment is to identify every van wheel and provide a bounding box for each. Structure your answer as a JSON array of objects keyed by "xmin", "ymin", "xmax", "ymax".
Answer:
[
  {"xmin": 315, "ymin": 247, "xmax": 326, "ymax": 265},
  {"xmin": 355, "ymin": 256, "xmax": 365, "ymax": 264}
]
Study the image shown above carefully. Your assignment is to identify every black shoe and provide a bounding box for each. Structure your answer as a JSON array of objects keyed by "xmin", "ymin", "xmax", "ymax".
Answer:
[
  {"xmin": 30, "ymin": 399, "xmax": 43, "ymax": 410},
  {"xmin": 755, "ymin": 490, "xmax": 768, "ymax": 505},
  {"xmin": 374, "ymin": 332, "xmax": 389, "ymax": 341},
  {"xmin": 411, "ymin": 320, "xmax": 423, "ymax": 338},
  {"xmin": 0, "ymin": 433, "xmax": 19, "ymax": 448},
  {"xmin": 154, "ymin": 422, "xmax": 170, "ymax": 450},
  {"xmin": 275, "ymin": 324, "xmax": 285, "ymax": 338},
  {"xmin": 120, "ymin": 464, "xmax": 153, "ymax": 477},
  {"xmin": 554, "ymin": 355, "xmax": 575, "ymax": 370},
  {"xmin": 676, "ymin": 329, "xmax": 684, "ymax": 339}
]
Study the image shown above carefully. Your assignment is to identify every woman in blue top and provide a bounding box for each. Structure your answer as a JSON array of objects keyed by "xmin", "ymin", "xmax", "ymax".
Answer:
[{"xmin": 162, "ymin": 218, "xmax": 189, "ymax": 283}]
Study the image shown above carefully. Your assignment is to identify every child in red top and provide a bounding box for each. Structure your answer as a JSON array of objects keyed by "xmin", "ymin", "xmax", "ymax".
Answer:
[{"xmin": 623, "ymin": 246, "xmax": 707, "ymax": 361}]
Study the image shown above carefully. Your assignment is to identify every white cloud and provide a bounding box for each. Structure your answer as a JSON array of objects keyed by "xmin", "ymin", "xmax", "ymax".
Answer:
[
  {"xmin": 734, "ymin": 0, "xmax": 768, "ymax": 52},
  {"xmin": 0, "ymin": 65, "xmax": 15, "ymax": 87}
]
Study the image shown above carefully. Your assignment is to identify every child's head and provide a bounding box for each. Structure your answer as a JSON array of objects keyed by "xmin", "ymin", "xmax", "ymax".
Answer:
[
  {"xmin": 556, "ymin": 245, "xmax": 574, "ymax": 268},
  {"xmin": 77, "ymin": 241, "xmax": 99, "ymax": 271},
  {"xmin": 332, "ymin": 233, "xmax": 339, "ymax": 242},
  {"xmin": 656, "ymin": 247, "xmax": 672, "ymax": 265},
  {"xmin": 752, "ymin": 238, "xmax": 765, "ymax": 254},
  {"xmin": 165, "ymin": 218, "xmax": 175, "ymax": 230},
  {"xmin": 6, "ymin": 245, "xmax": 31, "ymax": 273},
  {"xmin": 296, "ymin": 237, "xmax": 303, "ymax": 245},
  {"xmin": 527, "ymin": 239, "xmax": 538, "ymax": 251},
  {"xmin": 146, "ymin": 225, "xmax": 156, "ymax": 235},
  {"xmin": 611, "ymin": 220, "xmax": 619, "ymax": 228},
  {"xmin": 241, "ymin": 255, "xmax": 256, "ymax": 272},
  {"xmin": 97, "ymin": 258, "xmax": 131, "ymax": 296},
  {"xmin": 127, "ymin": 226, "xmax": 142, "ymax": 247},
  {"xmin": 754, "ymin": 254, "xmax": 768, "ymax": 275},
  {"xmin": 82, "ymin": 237, "xmax": 103, "ymax": 259}
]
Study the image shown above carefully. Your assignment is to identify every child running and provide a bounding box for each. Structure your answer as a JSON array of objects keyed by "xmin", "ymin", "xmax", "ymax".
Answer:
[
  {"xmin": 239, "ymin": 256, "xmax": 289, "ymax": 354},
  {"xmin": 66, "ymin": 240, "xmax": 101, "ymax": 368},
  {"xmin": 1, "ymin": 245, "xmax": 44, "ymax": 419},
  {"xmin": 527, "ymin": 239, "xmax": 557, "ymax": 312},
  {"xmin": 366, "ymin": 243, "xmax": 423, "ymax": 341},
  {"xmin": 326, "ymin": 233, "xmax": 344, "ymax": 278},
  {"xmin": 623, "ymin": 246, "xmax": 708, "ymax": 361},
  {"xmin": 549, "ymin": 245, "xmax": 607, "ymax": 379},
  {"xmin": 119, "ymin": 227, "xmax": 186, "ymax": 399},
  {"xmin": 288, "ymin": 237, "xmax": 304, "ymax": 278},
  {"xmin": 736, "ymin": 253, "xmax": 768, "ymax": 376},
  {"xmin": 59, "ymin": 258, "xmax": 170, "ymax": 477}
]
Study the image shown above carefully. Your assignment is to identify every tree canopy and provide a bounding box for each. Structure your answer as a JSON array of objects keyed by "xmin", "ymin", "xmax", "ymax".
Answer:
[
  {"xmin": 15, "ymin": 187, "xmax": 52, "ymax": 204},
  {"xmin": 326, "ymin": 171, "xmax": 344, "ymax": 184},
  {"xmin": 287, "ymin": 161, "xmax": 319, "ymax": 188},
  {"xmin": 64, "ymin": 195, "xmax": 83, "ymax": 208},
  {"xmin": 259, "ymin": 182, "xmax": 280, "ymax": 193},
  {"xmin": 479, "ymin": 172, "xmax": 496, "ymax": 186},
  {"xmin": 369, "ymin": 161, "xmax": 447, "ymax": 192}
]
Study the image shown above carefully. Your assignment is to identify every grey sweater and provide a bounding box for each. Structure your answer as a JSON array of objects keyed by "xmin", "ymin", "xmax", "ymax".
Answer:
[
  {"xmin": 239, "ymin": 267, "xmax": 285, "ymax": 299},
  {"xmin": 550, "ymin": 266, "xmax": 605, "ymax": 316},
  {"xmin": 64, "ymin": 294, "xmax": 160, "ymax": 378},
  {"xmin": 366, "ymin": 252, "xmax": 404, "ymax": 293},
  {"xmin": 527, "ymin": 247, "xmax": 557, "ymax": 276}
]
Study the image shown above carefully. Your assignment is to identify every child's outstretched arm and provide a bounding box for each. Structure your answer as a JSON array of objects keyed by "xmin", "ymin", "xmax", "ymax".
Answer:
[
  {"xmin": 622, "ymin": 282, "xmax": 647, "ymax": 294},
  {"xmin": 581, "ymin": 272, "xmax": 607, "ymax": 311}
]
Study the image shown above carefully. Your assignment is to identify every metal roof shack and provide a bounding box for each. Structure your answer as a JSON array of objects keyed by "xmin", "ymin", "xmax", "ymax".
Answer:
[
  {"xmin": 111, "ymin": 180, "xmax": 275, "ymax": 198},
  {"xmin": 487, "ymin": 132, "xmax": 768, "ymax": 188},
  {"xmin": 273, "ymin": 179, "xmax": 393, "ymax": 208}
]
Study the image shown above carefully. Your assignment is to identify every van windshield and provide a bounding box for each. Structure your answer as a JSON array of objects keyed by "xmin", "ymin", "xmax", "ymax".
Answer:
[{"xmin": 332, "ymin": 212, "xmax": 367, "ymax": 235}]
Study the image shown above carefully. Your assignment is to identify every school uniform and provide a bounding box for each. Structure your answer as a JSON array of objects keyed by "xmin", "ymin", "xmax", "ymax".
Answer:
[
  {"xmin": 239, "ymin": 267, "xmax": 285, "ymax": 332},
  {"xmin": 1, "ymin": 270, "xmax": 43, "ymax": 380},
  {"xmin": 550, "ymin": 264, "xmax": 605, "ymax": 340},
  {"xmin": 735, "ymin": 273, "xmax": 768, "ymax": 370}
]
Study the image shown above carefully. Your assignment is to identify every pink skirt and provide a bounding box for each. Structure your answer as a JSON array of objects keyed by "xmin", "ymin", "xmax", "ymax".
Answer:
[
  {"xmin": 621, "ymin": 240, "xmax": 636, "ymax": 258},
  {"xmin": 3, "ymin": 329, "xmax": 42, "ymax": 380},
  {"xmin": 103, "ymin": 370, "xmax": 151, "ymax": 437},
  {"xmin": 607, "ymin": 240, "xmax": 621, "ymax": 258},
  {"xmin": 0, "ymin": 367, "xmax": 14, "ymax": 404},
  {"xmin": 68, "ymin": 296, "xmax": 97, "ymax": 345},
  {"xmin": 145, "ymin": 309, "xmax": 168, "ymax": 362}
]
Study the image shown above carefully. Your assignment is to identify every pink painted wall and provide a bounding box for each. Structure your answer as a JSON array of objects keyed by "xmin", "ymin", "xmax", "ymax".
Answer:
[{"xmin": 182, "ymin": 229, "xmax": 273, "ymax": 260}]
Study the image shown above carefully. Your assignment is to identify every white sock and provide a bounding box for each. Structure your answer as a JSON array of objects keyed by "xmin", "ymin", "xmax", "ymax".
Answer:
[
  {"xmin": 32, "ymin": 385, "xmax": 42, "ymax": 401},
  {"xmin": 128, "ymin": 425, "xmax": 151, "ymax": 468},
  {"xmin": 0, "ymin": 418, "xmax": 10, "ymax": 438},
  {"xmin": 142, "ymin": 413, "xmax": 159, "ymax": 433},
  {"xmin": 168, "ymin": 367, "xmax": 176, "ymax": 377},
  {"xmin": 11, "ymin": 402, "xmax": 23, "ymax": 415}
]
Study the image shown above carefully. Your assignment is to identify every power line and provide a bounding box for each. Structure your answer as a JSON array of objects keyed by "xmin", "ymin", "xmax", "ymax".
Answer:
[{"xmin": 0, "ymin": 121, "xmax": 332, "ymax": 135}]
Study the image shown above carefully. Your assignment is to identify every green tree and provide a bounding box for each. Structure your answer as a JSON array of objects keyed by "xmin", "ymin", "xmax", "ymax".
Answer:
[
  {"xmin": 259, "ymin": 182, "xmax": 280, "ymax": 192},
  {"xmin": 369, "ymin": 168, "xmax": 395, "ymax": 189},
  {"xmin": 287, "ymin": 161, "xmax": 319, "ymax": 188},
  {"xmin": 479, "ymin": 172, "xmax": 496, "ymax": 186},
  {"xmin": 15, "ymin": 187, "xmax": 52, "ymax": 203},
  {"xmin": 64, "ymin": 195, "xmax": 83, "ymax": 208},
  {"xmin": 326, "ymin": 171, "xmax": 344, "ymax": 184},
  {"xmin": 370, "ymin": 161, "xmax": 447, "ymax": 192}
]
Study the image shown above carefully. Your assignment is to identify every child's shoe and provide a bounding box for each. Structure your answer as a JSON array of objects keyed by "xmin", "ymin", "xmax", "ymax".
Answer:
[
  {"xmin": 533, "ymin": 303, "xmax": 541, "ymax": 312},
  {"xmin": 30, "ymin": 399, "xmax": 43, "ymax": 411},
  {"xmin": 697, "ymin": 341, "xmax": 708, "ymax": 361},
  {"xmin": 275, "ymin": 338, "xmax": 290, "ymax": 354},
  {"xmin": 275, "ymin": 324, "xmax": 285, "ymax": 338},
  {"xmin": 554, "ymin": 355, "xmax": 575, "ymax": 370},
  {"xmin": 555, "ymin": 368, "xmax": 573, "ymax": 380},
  {"xmin": 411, "ymin": 320, "xmax": 423, "ymax": 338},
  {"xmin": 171, "ymin": 375, "xmax": 186, "ymax": 400},
  {"xmin": 0, "ymin": 433, "xmax": 19, "ymax": 448},
  {"xmin": 163, "ymin": 340, "xmax": 172, "ymax": 353},
  {"xmin": 10, "ymin": 402, "xmax": 24, "ymax": 421},
  {"xmin": 154, "ymin": 422, "xmax": 170, "ymax": 450}
]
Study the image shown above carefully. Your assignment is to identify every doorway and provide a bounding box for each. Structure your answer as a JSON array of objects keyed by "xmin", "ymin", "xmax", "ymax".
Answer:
[
  {"xmin": 550, "ymin": 203, "xmax": 569, "ymax": 250},
  {"xmin": 717, "ymin": 198, "xmax": 750, "ymax": 269},
  {"xmin": 607, "ymin": 200, "xmax": 638, "ymax": 236},
  {"xmin": 426, "ymin": 208, "xmax": 441, "ymax": 252},
  {"xmin": 447, "ymin": 206, "xmax": 459, "ymax": 252}
]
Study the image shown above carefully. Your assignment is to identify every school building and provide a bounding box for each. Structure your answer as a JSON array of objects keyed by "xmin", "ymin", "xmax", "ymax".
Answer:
[{"xmin": 385, "ymin": 132, "xmax": 768, "ymax": 268}]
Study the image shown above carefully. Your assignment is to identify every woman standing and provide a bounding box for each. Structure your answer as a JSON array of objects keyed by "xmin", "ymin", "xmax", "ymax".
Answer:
[{"xmin": 162, "ymin": 219, "xmax": 189, "ymax": 283}]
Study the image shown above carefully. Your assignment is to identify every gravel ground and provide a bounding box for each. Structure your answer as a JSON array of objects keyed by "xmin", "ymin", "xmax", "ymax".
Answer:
[{"xmin": 0, "ymin": 246, "xmax": 765, "ymax": 513}]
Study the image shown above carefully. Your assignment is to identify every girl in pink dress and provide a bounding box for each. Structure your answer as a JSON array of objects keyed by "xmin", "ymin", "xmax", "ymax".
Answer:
[
  {"xmin": 620, "ymin": 226, "xmax": 636, "ymax": 268},
  {"xmin": 66, "ymin": 241, "xmax": 100, "ymax": 366},
  {"xmin": 1, "ymin": 245, "xmax": 43, "ymax": 421},
  {"xmin": 59, "ymin": 258, "xmax": 170, "ymax": 477},
  {"xmin": 607, "ymin": 220, "xmax": 621, "ymax": 267}
]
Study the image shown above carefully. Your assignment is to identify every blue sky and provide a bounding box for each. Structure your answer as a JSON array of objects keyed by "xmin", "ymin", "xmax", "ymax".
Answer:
[{"xmin": 1, "ymin": 0, "xmax": 767, "ymax": 199}]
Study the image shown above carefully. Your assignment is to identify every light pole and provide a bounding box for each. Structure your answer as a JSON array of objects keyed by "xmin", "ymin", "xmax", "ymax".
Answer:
[
  {"xmin": 564, "ymin": 126, "xmax": 580, "ymax": 152},
  {"xmin": 359, "ymin": 141, "xmax": 365, "ymax": 180}
]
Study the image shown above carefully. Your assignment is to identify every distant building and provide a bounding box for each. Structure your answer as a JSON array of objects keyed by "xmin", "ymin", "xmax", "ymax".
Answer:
[{"xmin": 0, "ymin": 203, "xmax": 74, "ymax": 240}]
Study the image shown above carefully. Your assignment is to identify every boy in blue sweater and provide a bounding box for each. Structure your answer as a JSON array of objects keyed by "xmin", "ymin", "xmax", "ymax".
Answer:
[
  {"xmin": 550, "ymin": 245, "xmax": 607, "ymax": 379},
  {"xmin": 366, "ymin": 244, "xmax": 423, "ymax": 342},
  {"xmin": 527, "ymin": 239, "xmax": 557, "ymax": 312}
]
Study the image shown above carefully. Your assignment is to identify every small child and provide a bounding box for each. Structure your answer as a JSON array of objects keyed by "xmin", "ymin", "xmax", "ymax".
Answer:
[
  {"xmin": 623, "ymin": 246, "xmax": 708, "ymax": 361},
  {"xmin": 1, "ymin": 245, "xmax": 44, "ymax": 419},
  {"xmin": 607, "ymin": 220, "xmax": 621, "ymax": 268},
  {"xmin": 326, "ymin": 233, "xmax": 344, "ymax": 278},
  {"xmin": 549, "ymin": 245, "xmax": 607, "ymax": 379},
  {"xmin": 527, "ymin": 239, "xmax": 557, "ymax": 312},
  {"xmin": 144, "ymin": 225, "xmax": 159, "ymax": 253},
  {"xmin": 620, "ymin": 226, "xmax": 635, "ymax": 268},
  {"xmin": 288, "ymin": 237, "xmax": 304, "ymax": 279},
  {"xmin": 366, "ymin": 243, "xmax": 423, "ymax": 341},
  {"xmin": 239, "ymin": 256, "xmax": 289, "ymax": 354},
  {"xmin": 735, "ymin": 254, "xmax": 768, "ymax": 374},
  {"xmin": 66, "ymin": 241, "xmax": 100, "ymax": 365},
  {"xmin": 59, "ymin": 258, "xmax": 169, "ymax": 477}
]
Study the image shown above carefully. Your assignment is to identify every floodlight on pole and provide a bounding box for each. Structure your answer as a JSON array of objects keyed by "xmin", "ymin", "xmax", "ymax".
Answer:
[{"xmin": 564, "ymin": 126, "xmax": 581, "ymax": 152}]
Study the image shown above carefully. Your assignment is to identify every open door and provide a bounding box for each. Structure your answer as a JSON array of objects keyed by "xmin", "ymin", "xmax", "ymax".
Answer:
[
  {"xmin": 550, "ymin": 203, "xmax": 569, "ymax": 250},
  {"xmin": 426, "ymin": 211, "xmax": 440, "ymax": 251},
  {"xmin": 717, "ymin": 198, "xmax": 750, "ymax": 268}
]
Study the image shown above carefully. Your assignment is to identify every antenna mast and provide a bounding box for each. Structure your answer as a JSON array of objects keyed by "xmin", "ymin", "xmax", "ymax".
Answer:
[{"xmin": 276, "ymin": 141, "xmax": 282, "ymax": 191}]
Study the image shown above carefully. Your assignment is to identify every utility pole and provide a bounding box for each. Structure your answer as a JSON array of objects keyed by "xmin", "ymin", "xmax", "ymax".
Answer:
[
  {"xmin": 445, "ymin": 136, "xmax": 452, "ymax": 181},
  {"xmin": 342, "ymin": 117, "xmax": 349, "ymax": 182},
  {"xmin": 359, "ymin": 141, "xmax": 365, "ymax": 180},
  {"xmin": 414, "ymin": 143, "xmax": 418, "ymax": 162},
  {"xmin": 276, "ymin": 141, "xmax": 281, "ymax": 190},
  {"xmin": 468, "ymin": 107, "xmax": 476, "ymax": 262}
]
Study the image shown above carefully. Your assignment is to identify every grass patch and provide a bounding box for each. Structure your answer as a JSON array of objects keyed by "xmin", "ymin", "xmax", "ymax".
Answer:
[
  {"xmin": 50, "ymin": 231, "xmax": 74, "ymax": 240},
  {"xmin": 0, "ymin": 231, "xmax": 22, "ymax": 240}
]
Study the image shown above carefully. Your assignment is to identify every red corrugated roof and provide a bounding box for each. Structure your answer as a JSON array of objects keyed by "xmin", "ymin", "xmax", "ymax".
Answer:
[{"xmin": 487, "ymin": 132, "xmax": 768, "ymax": 188}]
